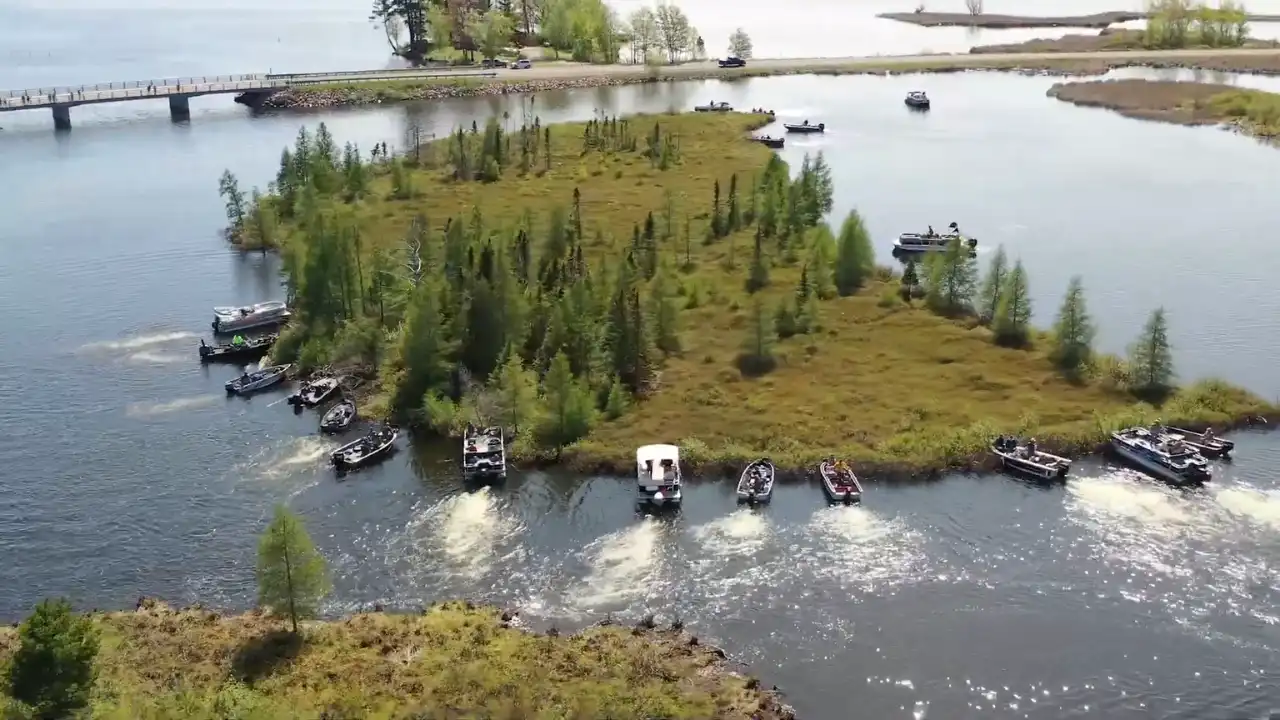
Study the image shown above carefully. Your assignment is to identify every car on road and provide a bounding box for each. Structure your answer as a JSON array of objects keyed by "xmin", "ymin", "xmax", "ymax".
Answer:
[
  {"xmin": 480, "ymin": 58, "xmax": 505, "ymax": 68},
  {"xmin": 510, "ymin": 58, "xmax": 532, "ymax": 69},
  {"xmin": 718, "ymin": 57, "xmax": 746, "ymax": 68}
]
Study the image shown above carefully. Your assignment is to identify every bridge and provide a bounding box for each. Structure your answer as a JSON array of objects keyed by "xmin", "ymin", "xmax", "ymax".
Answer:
[{"xmin": 0, "ymin": 68, "xmax": 499, "ymax": 129}]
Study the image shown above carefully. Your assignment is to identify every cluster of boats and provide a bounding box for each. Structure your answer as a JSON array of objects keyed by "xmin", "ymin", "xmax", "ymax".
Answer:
[
  {"xmin": 992, "ymin": 424, "xmax": 1234, "ymax": 486},
  {"xmin": 634, "ymin": 445, "xmax": 864, "ymax": 509}
]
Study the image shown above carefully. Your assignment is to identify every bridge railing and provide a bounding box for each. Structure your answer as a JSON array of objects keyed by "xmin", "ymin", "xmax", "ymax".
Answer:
[
  {"xmin": 3, "ymin": 74, "xmax": 267, "ymax": 99},
  {"xmin": 0, "ymin": 80, "xmax": 278, "ymax": 108}
]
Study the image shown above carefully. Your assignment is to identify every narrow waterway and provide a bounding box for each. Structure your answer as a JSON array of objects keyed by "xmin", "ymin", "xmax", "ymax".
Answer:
[{"xmin": 3, "ymin": 13, "xmax": 1280, "ymax": 718}]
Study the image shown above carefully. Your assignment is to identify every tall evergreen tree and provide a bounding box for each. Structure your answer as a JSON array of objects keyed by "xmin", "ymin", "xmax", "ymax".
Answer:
[
  {"xmin": 925, "ymin": 238, "xmax": 978, "ymax": 315},
  {"xmin": 745, "ymin": 224, "xmax": 770, "ymax": 293},
  {"xmin": 1049, "ymin": 276, "xmax": 1096, "ymax": 377},
  {"xmin": 538, "ymin": 351, "xmax": 596, "ymax": 449},
  {"xmin": 726, "ymin": 172, "xmax": 742, "ymax": 232},
  {"xmin": 256, "ymin": 505, "xmax": 331, "ymax": 634},
  {"xmin": 737, "ymin": 299, "xmax": 777, "ymax": 376},
  {"xmin": 650, "ymin": 265, "xmax": 681, "ymax": 353},
  {"xmin": 833, "ymin": 209, "xmax": 874, "ymax": 295},
  {"xmin": 391, "ymin": 283, "xmax": 454, "ymax": 418},
  {"xmin": 490, "ymin": 348, "xmax": 541, "ymax": 436},
  {"xmin": 1128, "ymin": 307, "xmax": 1176, "ymax": 398},
  {"xmin": 977, "ymin": 244, "xmax": 1009, "ymax": 324},
  {"xmin": 6, "ymin": 598, "xmax": 99, "ymax": 719},
  {"xmin": 808, "ymin": 224, "xmax": 837, "ymax": 300},
  {"xmin": 992, "ymin": 259, "xmax": 1032, "ymax": 347}
]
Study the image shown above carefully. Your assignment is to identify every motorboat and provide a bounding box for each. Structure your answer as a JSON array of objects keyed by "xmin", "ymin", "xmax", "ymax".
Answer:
[
  {"xmin": 694, "ymin": 101, "xmax": 733, "ymax": 112},
  {"xmin": 636, "ymin": 444, "xmax": 683, "ymax": 508},
  {"xmin": 462, "ymin": 424, "xmax": 507, "ymax": 483},
  {"xmin": 319, "ymin": 398, "xmax": 356, "ymax": 433},
  {"xmin": 893, "ymin": 222, "xmax": 977, "ymax": 254},
  {"xmin": 331, "ymin": 423, "xmax": 398, "ymax": 472},
  {"xmin": 212, "ymin": 300, "xmax": 291, "ymax": 333},
  {"xmin": 905, "ymin": 91, "xmax": 931, "ymax": 110},
  {"xmin": 1110, "ymin": 427, "xmax": 1211, "ymax": 485},
  {"xmin": 198, "ymin": 334, "xmax": 276, "ymax": 363},
  {"xmin": 224, "ymin": 364, "xmax": 291, "ymax": 395},
  {"xmin": 752, "ymin": 135, "xmax": 785, "ymax": 149},
  {"xmin": 1150, "ymin": 424, "xmax": 1233, "ymax": 459},
  {"xmin": 288, "ymin": 376, "xmax": 341, "ymax": 408},
  {"xmin": 991, "ymin": 436, "xmax": 1071, "ymax": 481},
  {"xmin": 783, "ymin": 120, "xmax": 825, "ymax": 133},
  {"xmin": 819, "ymin": 458, "xmax": 862, "ymax": 503},
  {"xmin": 736, "ymin": 458, "xmax": 775, "ymax": 504}
]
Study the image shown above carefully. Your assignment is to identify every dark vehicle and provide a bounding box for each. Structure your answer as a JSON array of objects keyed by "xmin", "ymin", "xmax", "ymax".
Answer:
[
  {"xmin": 718, "ymin": 56, "xmax": 746, "ymax": 68},
  {"xmin": 480, "ymin": 58, "xmax": 505, "ymax": 68}
]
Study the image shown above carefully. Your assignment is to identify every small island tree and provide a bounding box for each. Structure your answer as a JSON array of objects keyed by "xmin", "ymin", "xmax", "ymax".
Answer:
[
  {"xmin": 991, "ymin": 259, "xmax": 1032, "ymax": 347},
  {"xmin": 257, "ymin": 505, "xmax": 331, "ymax": 635},
  {"xmin": 727, "ymin": 28, "xmax": 753, "ymax": 58},
  {"xmin": 6, "ymin": 598, "xmax": 99, "ymax": 719},
  {"xmin": 976, "ymin": 244, "xmax": 1008, "ymax": 324},
  {"xmin": 925, "ymin": 239, "xmax": 978, "ymax": 316},
  {"xmin": 1127, "ymin": 307, "xmax": 1176, "ymax": 399},
  {"xmin": 1049, "ymin": 276, "xmax": 1096, "ymax": 378}
]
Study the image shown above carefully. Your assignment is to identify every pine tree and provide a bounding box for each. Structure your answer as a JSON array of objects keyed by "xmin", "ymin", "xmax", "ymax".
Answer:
[
  {"xmin": 833, "ymin": 209, "xmax": 874, "ymax": 295},
  {"xmin": 726, "ymin": 173, "xmax": 741, "ymax": 232},
  {"xmin": 1049, "ymin": 276, "xmax": 1096, "ymax": 377},
  {"xmin": 256, "ymin": 505, "xmax": 331, "ymax": 634},
  {"xmin": 808, "ymin": 224, "xmax": 837, "ymax": 300},
  {"xmin": 1128, "ymin": 307, "xmax": 1176, "ymax": 398},
  {"xmin": 490, "ymin": 348, "xmax": 541, "ymax": 436},
  {"xmin": 977, "ymin": 244, "xmax": 1008, "ymax": 324},
  {"xmin": 218, "ymin": 170, "xmax": 246, "ymax": 236},
  {"xmin": 711, "ymin": 178, "xmax": 723, "ymax": 238},
  {"xmin": 603, "ymin": 375, "xmax": 631, "ymax": 420},
  {"xmin": 775, "ymin": 299, "xmax": 798, "ymax": 339},
  {"xmin": 392, "ymin": 283, "xmax": 455, "ymax": 419},
  {"xmin": 650, "ymin": 266, "xmax": 681, "ymax": 353},
  {"xmin": 745, "ymin": 224, "xmax": 770, "ymax": 293},
  {"xmin": 924, "ymin": 238, "xmax": 978, "ymax": 315},
  {"xmin": 538, "ymin": 351, "xmax": 596, "ymax": 448},
  {"xmin": 992, "ymin": 259, "xmax": 1032, "ymax": 347},
  {"xmin": 6, "ymin": 598, "xmax": 99, "ymax": 718},
  {"xmin": 899, "ymin": 258, "xmax": 920, "ymax": 300},
  {"xmin": 737, "ymin": 299, "xmax": 778, "ymax": 376}
]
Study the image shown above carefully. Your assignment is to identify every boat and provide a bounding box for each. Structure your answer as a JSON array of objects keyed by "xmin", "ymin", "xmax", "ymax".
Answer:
[
  {"xmin": 331, "ymin": 423, "xmax": 399, "ymax": 472},
  {"xmin": 212, "ymin": 300, "xmax": 291, "ymax": 333},
  {"xmin": 462, "ymin": 424, "xmax": 507, "ymax": 482},
  {"xmin": 991, "ymin": 436, "xmax": 1071, "ymax": 481},
  {"xmin": 1151, "ymin": 424, "xmax": 1234, "ymax": 458},
  {"xmin": 287, "ymin": 376, "xmax": 341, "ymax": 408},
  {"xmin": 736, "ymin": 458, "xmax": 775, "ymax": 504},
  {"xmin": 224, "ymin": 364, "xmax": 291, "ymax": 395},
  {"xmin": 819, "ymin": 458, "xmax": 862, "ymax": 503},
  {"xmin": 319, "ymin": 398, "xmax": 356, "ymax": 433},
  {"xmin": 783, "ymin": 121, "xmax": 825, "ymax": 133},
  {"xmin": 636, "ymin": 444, "xmax": 683, "ymax": 508},
  {"xmin": 1110, "ymin": 427, "xmax": 1211, "ymax": 485},
  {"xmin": 752, "ymin": 135, "xmax": 785, "ymax": 149},
  {"xmin": 694, "ymin": 101, "xmax": 733, "ymax": 112},
  {"xmin": 905, "ymin": 91, "xmax": 931, "ymax": 110},
  {"xmin": 198, "ymin": 334, "xmax": 276, "ymax": 363},
  {"xmin": 893, "ymin": 222, "xmax": 977, "ymax": 254}
]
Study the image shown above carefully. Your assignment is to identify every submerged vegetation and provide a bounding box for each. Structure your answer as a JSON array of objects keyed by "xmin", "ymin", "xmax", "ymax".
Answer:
[{"xmin": 218, "ymin": 110, "xmax": 1273, "ymax": 476}]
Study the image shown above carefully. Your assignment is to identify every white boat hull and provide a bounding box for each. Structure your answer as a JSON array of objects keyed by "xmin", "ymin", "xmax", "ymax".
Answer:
[
  {"xmin": 1110, "ymin": 440, "xmax": 1208, "ymax": 485},
  {"xmin": 638, "ymin": 489, "xmax": 682, "ymax": 507}
]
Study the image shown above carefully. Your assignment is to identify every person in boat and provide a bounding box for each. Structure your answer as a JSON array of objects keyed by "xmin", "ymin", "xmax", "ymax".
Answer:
[
  {"xmin": 927, "ymin": 225, "xmax": 935, "ymax": 237},
  {"xmin": 1024, "ymin": 437, "xmax": 1038, "ymax": 458},
  {"xmin": 1202, "ymin": 426, "xmax": 1216, "ymax": 441},
  {"xmin": 232, "ymin": 334, "xmax": 246, "ymax": 346},
  {"xmin": 239, "ymin": 371, "xmax": 250, "ymax": 384}
]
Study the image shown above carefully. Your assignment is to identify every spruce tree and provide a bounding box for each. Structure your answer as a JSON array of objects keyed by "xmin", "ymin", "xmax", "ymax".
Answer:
[
  {"xmin": 737, "ymin": 299, "xmax": 778, "ymax": 376},
  {"xmin": 538, "ymin": 351, "xmax": 596, "ymax": 448},
  {"xmin": 1049, "ymin": 276, "xmax": 1096, "ymax": 378},
  {"xmin": 833, "ymin": 209, "xmax": 874, "ymax": 296},
  {"xmin": 392, "ymin": 283, "xmax": 454, "ymax": 419},
  {"xmin": 1128, "ymin": 307, "xmax": 1176, "ymax": 398},
  {"xmin": 490, "ymin": 348, "xmax": 541, "ymax": 436},
  {"xmin": 603, "ymin": 376, "xmax": 631, "ymax": 420},
  {"xmin": 977, "ymin": 244, "xmax": 1008, "ymax": 324},
  {"xmin": 775, "ymin": 299, "xmax": 798, "ymax": 339},
  {"xmin": 745, "ymin": 224, "xmax": 770, "ymax": 293},
  {"xmin": 650, "ymin": 266, "xmax": 681, "ymax": 353},
  {"xmin": 899, "ymin": 258, "xmax": 920, "ymax": 300},
  {"xmin": 6, "ymin": 598, "xmax": 99, "ymax": 718},
  {"xmin": 726, "ymin": 173, "xmax": 741, "ymax": 232},
  {"xmin": 711, "ymin": 178, "xmax": 723, "ymax": 238},
  {"xmin": 257, "ymin": 505, "xmax": 331, "ymax": 634},
  {"xmin": 808, "ymin": 224, "xmax": 837, "ymax": 300},
  {"xmin": 992, "ymin": 259, "xmax": 1032, "ymax": 347},
  {"xmin": 925, "ymin": 238, "xmax": 978, "ymax": 315}
]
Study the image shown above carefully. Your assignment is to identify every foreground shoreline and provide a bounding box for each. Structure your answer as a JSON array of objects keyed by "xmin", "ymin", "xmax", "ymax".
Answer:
[{"xmin": 262, "ymin": 49, "xmax": 1280, "ymax": 111}]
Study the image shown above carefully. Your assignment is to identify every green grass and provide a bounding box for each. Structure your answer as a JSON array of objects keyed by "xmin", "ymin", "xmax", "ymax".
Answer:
[
  {"xmin": 0, "ymin": 602, "xmax": 785, "ymax": 719},
  {"xmin": 1199, "ymin": 87, "xmax": 1280, "ymax": 136}
]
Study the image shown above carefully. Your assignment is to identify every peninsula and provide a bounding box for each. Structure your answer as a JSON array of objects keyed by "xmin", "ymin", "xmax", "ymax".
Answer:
[
  {"xmin": 1048, "ymin": 78, "xmax": 1280, "ymax": 140},
  {"xmin": 217, "ymin": 109, "xmax": 1274, "ymax": 479}
]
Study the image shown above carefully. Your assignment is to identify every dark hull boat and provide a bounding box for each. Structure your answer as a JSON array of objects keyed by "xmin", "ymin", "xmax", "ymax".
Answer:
[
  {"xmin": 331, "ymin": 424, "xmax": 398, "ymax": 472},
  {"xmin": 1153, "ymin": 425, "xmax": 1234, "ymax": 458},
  {"xmin": 737, "ymin": 458, "xmax": 775, "ymax": 504},
  {"xmin": 288, "ymin": 376, "xmax": 341, "ymax": 408},
  {"xmin": 783, "ymin": 122, "xmax": 824, "ymax": 133},
  {"xmin": 319, "ymin": 398, "xmax": 356, "ymax": 434},
  {"xmin": 819, "ymin": 460, "xmax": 862, "ymax": 503},
  {"xmin": 752, "ymin": 135, "xmax": 785, "ymax": 149},
  {"xmin": 991, "ymin": 436, "xmax": 1071, "ymax": 481},
  {"xmin": 198, "ymin": 334, "xmax": 276, "ymax": 363},
  {"xmin": 905, "ymin": 91, "xmax": 930, "ymax": 110},
  {"xmin": 225, "ymin": 364, "xmax": 291, "ymax": 395}
]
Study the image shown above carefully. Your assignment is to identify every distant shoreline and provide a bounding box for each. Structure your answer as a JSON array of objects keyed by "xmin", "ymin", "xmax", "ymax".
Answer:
[{"xmin": 877, "ymin": 10, "xmax": 1280, "ymax": 29}]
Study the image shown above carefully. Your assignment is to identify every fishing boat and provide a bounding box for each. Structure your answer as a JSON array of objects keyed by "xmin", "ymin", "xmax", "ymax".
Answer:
[
  {"xmin": 736, "ymin": 458, "xmax": 775, "ymax": 504},
  {"xmin": 319, "ymin": 398, "xmax": 356, "ymax": 433},
  {"xmin": 752, "ymin": 135, "xmax": 785, "ymax": 149},
  {"xmin": 287, "ymin": 376, "xmax": 341, "ymax": 408},
  {"xmin": 331, "ymin": 423, "xmax": 398, "ymax": 472},
  {"xmin": 991, "ymin": 436, "xmax": 1071, "ymax": 481},
  {"xmin": 694, "ymin": 101, "xmax": 733, "ymax": 112},
  {"xmin": 893, "ymin": 222, "xmax": 977, "ymax": 254},
  {"xmin": 224, "ymin": 364, "xmax": 291, "ymax": 395},
  {"xmin": 198, "ymin": 334, "xmax": 276, "ymax": 363},
  {"xmin": 636, "ymin": 444, "xmax": 683, "ymax": 508},
  {"xmin": 783, "ymin": 120, "xmax": 825, "ymax": 133},
  {"xmin": 905, "ymin": 90, "xmax": 931, "ymax": 110},
  {"xmin": 1151, "ymin": 424, "xmax": 1234, "ymax": 459},
  {"xmin": 211, "ymin": 300, "xmax": 291, "ymax": 333},
  {"xmin": 462, "ymin": 424, "xmax": 507, "ymax": 483},
  {"xmin": 1110, "ymin": 427, "xmax": 1211, "ymax": 486},
  {"xmin": 819, "ymin": 458, "xmax": 862, "ymax": 503}
]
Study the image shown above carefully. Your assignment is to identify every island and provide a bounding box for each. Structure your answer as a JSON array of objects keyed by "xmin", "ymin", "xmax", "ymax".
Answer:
[{"xmin": 1048, "ymin": 79, "xmax": 1280, "ymax": 140}]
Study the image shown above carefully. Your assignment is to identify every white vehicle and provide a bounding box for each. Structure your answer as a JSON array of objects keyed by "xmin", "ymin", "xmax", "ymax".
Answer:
[{"xmin": 636, "ymin": 444, "xmax": 682, "ymax": 508}]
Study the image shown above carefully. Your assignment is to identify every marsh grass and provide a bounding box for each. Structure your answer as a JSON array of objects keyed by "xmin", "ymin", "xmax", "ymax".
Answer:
[{"xmin": 0, "ymin": 601, "xmax": 784, "ymax": 719}]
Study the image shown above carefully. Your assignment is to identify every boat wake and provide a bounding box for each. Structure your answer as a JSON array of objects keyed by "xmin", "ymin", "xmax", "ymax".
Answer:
[
  {"xmin": 229, "ymin": 436, "xmax": 336, "ymax": 495},
  {"xmin": 410, "ymin": 488, "xmax": 525, "ymax": 581},
  {"xmin": 1215, "ymin": 486, "xmax": 1280, "ymax": 531},
  {"xmin": 571, "ymin": 518, "xmax": 670, "ymax": 612},
  {"xmin": 79, "ymin": 331, "xmax": 198, "ymax": 353},
  {"xmin": 692, "ymin": 509, "xmax": 771, "ymax": 557},
  {"xmin": 795, "ymin": 505, "xmax": 930, "ymax": 593},
  {"xmin": 126, "ymin": 394, "xmax": 219, "ymax": 418},
  {"xmin": 124, "ymin": 350, "xmax": 187, "ymax": 364}
]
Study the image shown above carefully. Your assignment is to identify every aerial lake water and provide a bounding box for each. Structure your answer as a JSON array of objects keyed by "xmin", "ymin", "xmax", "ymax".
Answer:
[{"xmin": 2, "ymin": 3, "xmax": 1280, "ymax": 718}]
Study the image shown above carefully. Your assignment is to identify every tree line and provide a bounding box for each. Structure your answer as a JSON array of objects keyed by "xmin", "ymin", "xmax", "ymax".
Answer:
[
  {"xmin": 3, "ymin": 506, "xmax": 330, "ymax": 719},
  {"xmin": 1144, "ymin": 0, "xmax": 1250, "ymax": 48}
]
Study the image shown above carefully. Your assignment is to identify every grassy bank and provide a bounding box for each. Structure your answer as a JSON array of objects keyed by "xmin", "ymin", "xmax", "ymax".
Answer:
[
  {"xmin": 1048, "ymin": 79, "xmax": 1280, "ymax": 139},
  {"xmin": 228, "ymin": 110, "xmax": 1275, "ymax": 481},
  {"xmin": 0, "ymin": 600, "xmax": 791, "ymax": 718}
]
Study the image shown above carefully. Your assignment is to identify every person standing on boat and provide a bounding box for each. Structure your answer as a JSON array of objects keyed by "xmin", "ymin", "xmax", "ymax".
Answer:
[{"xmin": 232, "ymin": 334, "xmax": 246, "ymax": 346}]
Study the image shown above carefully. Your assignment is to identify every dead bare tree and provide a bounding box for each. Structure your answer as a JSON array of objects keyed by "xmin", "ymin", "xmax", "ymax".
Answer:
[{"xmin": 965, "ymin": 0, "xmax": 984, "ymax": 16}]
